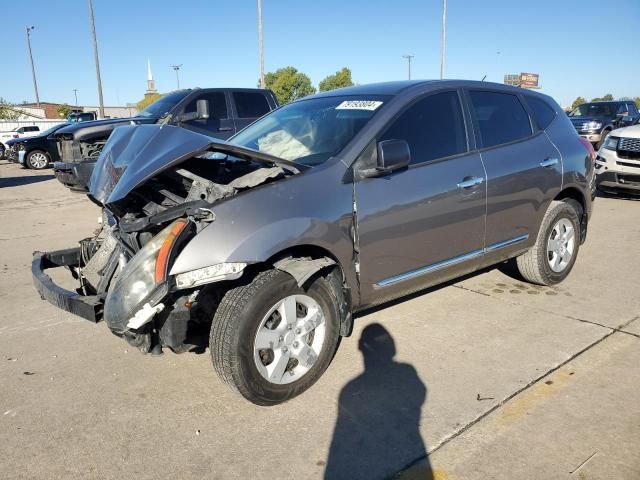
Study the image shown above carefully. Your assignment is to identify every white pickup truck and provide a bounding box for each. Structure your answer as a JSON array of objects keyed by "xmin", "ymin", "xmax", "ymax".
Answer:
[{"xmin": 0, "ymin": 125, "xmax": 41, "ymax": 158}]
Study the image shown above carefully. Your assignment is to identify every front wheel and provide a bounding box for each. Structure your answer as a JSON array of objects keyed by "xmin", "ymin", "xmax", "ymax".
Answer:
[
  {"xmin": 25, "ymin": 150, "xmax": 50, "ymax": 169},
  {"xmin": 210, "ymin": 269, "xmax": 340, "ymax": 406},
  {"xmin": 516, "ymin": 200, "xmax": 581, "ymax": 285}
]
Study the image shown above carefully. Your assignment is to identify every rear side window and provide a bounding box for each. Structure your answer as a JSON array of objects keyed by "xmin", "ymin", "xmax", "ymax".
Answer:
[
  {"xmin": 469, "ymin": 91, "xmax": 532, "ymax": 148},
  {"xmin": 185, "ymin": 92, "xmax": 228, "ymax": 119},
  {"xmin": 380, "ymin": 91, "xmax": 467, "ymax": 165},
  {"xmin": 234, "ymin": 92, "xmax": 270, "ymax": 118},
  {"xmin": 524, "ymin": 96, "xmax": 556, "ymax": 130}
]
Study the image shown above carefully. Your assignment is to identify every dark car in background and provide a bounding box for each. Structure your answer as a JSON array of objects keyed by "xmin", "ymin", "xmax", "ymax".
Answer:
[
  {"xmin": 568, "ymin": 100, "xmax": 639, "ymax": 148},
  {"xmin": 6, "ymin": 123, "xmax": 69, "ymax": 169},
  {"xmin": 34, "ymin": 80, "xmax": 594, "ymax": 405},
  {"xmin": 53, "ymin": 88, "xmax": 278, "ymax": 191}
]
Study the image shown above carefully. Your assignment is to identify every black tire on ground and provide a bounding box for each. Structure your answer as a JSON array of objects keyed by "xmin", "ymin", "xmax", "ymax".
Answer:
[
  {"xmin": 210, "ymin": 269, "xmax": 341, "ymax": 406},
  {"xmin": 516, "ymin": 200, "xmax": 582, "ymax": 286},
  {"xmin": 25, "ymin": 150, "xmax": 50, "ymax": 170},
  {"xmin": 596, "ymin": 129, "xmax": 611, "ymax": 150}
]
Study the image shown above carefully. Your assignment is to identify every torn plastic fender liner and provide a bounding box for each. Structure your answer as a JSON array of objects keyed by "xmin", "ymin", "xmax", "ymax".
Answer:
[{"xmin": 273, "ymin": 256, "xmax": 336, "ymax": 287}]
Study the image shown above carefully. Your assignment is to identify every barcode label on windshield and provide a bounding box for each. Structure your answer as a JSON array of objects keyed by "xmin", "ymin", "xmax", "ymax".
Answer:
[{"xmin": 336, "ymin": 100, "xmax": 383, "ymax": 111}]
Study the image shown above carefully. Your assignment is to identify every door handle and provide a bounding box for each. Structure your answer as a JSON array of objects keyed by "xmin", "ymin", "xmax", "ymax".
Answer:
[
  {"xmin": 540, "ymin": 157, "xmax": 559, "ymax": 168},
  {"xmin": 457, "ymin": 176, "xmax": 484, "ymax": 189},
  {"xmin": 219, "ymin": 127, "xmax": 233, "ymax": 132}
]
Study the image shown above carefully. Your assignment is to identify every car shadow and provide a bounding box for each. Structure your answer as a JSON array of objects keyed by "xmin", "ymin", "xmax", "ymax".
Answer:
[
  {"xmin": 0, "ymin": 175, "xmax": 55, "ymax": 188},
  {"xmin": 324, "ymin": 324, "xmax": 433, "ymax": 480},
  {"xmin": 595, "ymin": 189, "xmax": 640, "ymax": 201}
]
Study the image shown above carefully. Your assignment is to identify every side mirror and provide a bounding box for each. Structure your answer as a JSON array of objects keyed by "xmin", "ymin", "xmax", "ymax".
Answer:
[
  {"xmin": 196, "ymin": 99, "xmax": 210, "ymax": 120},
  {"xmin": 376, "ymin": 139, "xmax": 410, "ymax": 173}
]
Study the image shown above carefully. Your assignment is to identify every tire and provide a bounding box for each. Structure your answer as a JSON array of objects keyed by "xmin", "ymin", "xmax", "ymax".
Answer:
[
  {"xmin": 210, "ymin": 269, "xmax": 341, "ymax": 406},
  {"xmin": 516, "ymin": 200, "xmax": 581, "ymax": 286},
  {"xmin": 596, "ymin": 129, "xmax": 610, "ymax": 150},
  {"xmin": 25, "ymin": 150, "xmax": 50, "ymax": 170}
]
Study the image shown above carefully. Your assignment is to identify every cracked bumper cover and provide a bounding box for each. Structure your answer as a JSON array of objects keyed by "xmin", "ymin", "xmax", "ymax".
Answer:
[{"xmin": 32, "ymin": 248, "xmax": 103, "ymax": 322}]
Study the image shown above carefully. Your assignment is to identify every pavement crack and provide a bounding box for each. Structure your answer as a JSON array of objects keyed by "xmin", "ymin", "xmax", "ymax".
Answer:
[{"xmin": 396, "ymin": 323, "xmax": 624, "ymax": 476}]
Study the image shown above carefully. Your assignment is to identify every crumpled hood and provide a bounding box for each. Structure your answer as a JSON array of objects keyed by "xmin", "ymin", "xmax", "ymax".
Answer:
[
  {"xmin": 89, "ymin": 124, "xmax": 302, "ymax": 205},
  {"xmin": 89, "ymin": 124, "xmax": 214, "ymax": 204}
]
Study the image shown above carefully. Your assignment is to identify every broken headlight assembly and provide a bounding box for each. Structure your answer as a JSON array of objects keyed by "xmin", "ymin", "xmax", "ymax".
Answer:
[
  {"xmin": 104, "ymin": 219, "xmax": 188, "ymax": 332},
  {"xmin": 174, "ymin": 262, "xmax": 247, "ymax": 289}
]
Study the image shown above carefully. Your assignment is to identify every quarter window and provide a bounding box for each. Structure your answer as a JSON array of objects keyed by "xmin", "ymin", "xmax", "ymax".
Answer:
[
  {"xmin": 380, "ymin": 91, "xmax": 467, "ymax": 165},
  {"xmin": 234, "ymin": 92, "xmax": 270, "ymax": 118},
  {"xmin": 184, "ymin": 92, "xmax": 228, "ymax": 119},
  {"xmin": 469, "ymin": 91, "xmax": 532, "ymax": 148},
  {"xmin": 524, "ymin": 96, "xmax": 556, "ymax": 130}
]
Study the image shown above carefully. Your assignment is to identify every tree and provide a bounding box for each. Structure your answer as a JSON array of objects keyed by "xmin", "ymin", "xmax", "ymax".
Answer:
[
  {"xmin": 56, "ymin": 104, "xmax": 73, "ymax": 119},
  {"xmin": 319, "ymin": 67, "xmax": 354, "ymax": 92},
  {"xmin": 0, "ymin": 97, "xmax": 23, "ymax": 120},
  {"xmin": 635, "ymin": 97, "xmax": 640, "ymax": 109},
  {"xmin": 136, "ymin": 93, "xmax": 162, "ymax": 111},
  {"xmin": 591, "ymin": 93, "xmax": 614, "ymax": 102},
  {"xmin": 570, "ymin": 97, "xmax": 586, "ymax": 110},
  {"xmin": 263, "ymin": 67, "xmax": 316, "ymax": 104}
]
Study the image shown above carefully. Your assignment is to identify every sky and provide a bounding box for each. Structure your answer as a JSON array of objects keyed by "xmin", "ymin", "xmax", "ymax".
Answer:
[{"xmin": 2, "ymin": 0, "xmax": 639, "ymax": 108}]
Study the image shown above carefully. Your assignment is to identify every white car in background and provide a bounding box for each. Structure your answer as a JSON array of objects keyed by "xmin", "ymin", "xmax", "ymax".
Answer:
[
  {"xmin": 0, "ymin": 125, "xmax": 41, "ymax": 158},
  {"xmin": 595, "ymin": 124, "xmax": 640, "ymax": 195}
]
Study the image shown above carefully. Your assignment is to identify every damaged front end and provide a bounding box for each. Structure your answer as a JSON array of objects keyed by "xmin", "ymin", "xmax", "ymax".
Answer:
[{"xmin": 34, "ymin": 124, "xmax": 302, "ymax": 354}]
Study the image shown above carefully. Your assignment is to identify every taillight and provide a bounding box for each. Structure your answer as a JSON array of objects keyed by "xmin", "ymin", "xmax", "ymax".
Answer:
[
  {"xmin": 154, "ymin": 219, "xmax": 188, "ymax": 284},
  {"xmin": 578, "ymin": 137, "xmax": 596, "ymax": 162}
]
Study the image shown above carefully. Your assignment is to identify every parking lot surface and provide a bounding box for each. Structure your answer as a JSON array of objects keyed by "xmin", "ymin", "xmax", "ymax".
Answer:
[{"xmin": 1, "ymin": 161, "xmax": 638, "ymax": 480}]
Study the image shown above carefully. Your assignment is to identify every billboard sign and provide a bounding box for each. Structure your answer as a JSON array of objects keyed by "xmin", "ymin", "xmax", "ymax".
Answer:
[{"xmin": 519, "ymin": 73, "xmax": 539, "ymax": 88}]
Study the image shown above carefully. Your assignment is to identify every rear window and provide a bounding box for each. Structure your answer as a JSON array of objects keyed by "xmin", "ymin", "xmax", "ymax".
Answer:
[
  {"xmin": 469, "ymin": 91, "xmax": 532, "ymax": 148},
  {"xmin": 234, "ymin": 92, "xmax": 270, "ymax": 119},
  {"xmin": 524, "ymin": 96, "xmax": 556, "ymax": 130}
]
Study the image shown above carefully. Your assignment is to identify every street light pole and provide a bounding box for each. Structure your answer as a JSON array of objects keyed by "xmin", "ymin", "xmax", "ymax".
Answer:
[
  {"xmin": 73, "ymin": 89, "xmax": 78, "ymax": 106},
  {"xmin": 402, "ymin": 54, "xmax": 414, "ymax": 80},
  {"xmin": 88, "ymin": 0, "xmax": 105, "ymax": 119},
  {"xmin": 25, "ymin": 26, "xmax": 40, "ymax": 107},
  {"xmin": 258, "ymin": 0, "xmax": 265, "ymax": 88},
  {"xmin": 440, "ymin": 0, "xmax": 447, "ymax": 79},
  {"xmin": 170, "ymin": 65, "xmax": 182, "ymax": 89}
]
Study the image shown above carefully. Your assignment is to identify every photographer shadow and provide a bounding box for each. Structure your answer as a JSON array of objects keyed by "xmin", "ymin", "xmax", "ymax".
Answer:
[{"xmin": 325, "ymin": 323, "xmax": 433, "ymax": 480}]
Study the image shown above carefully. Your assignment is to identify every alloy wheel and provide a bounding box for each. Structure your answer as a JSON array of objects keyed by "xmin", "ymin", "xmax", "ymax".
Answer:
[{"xmin": 547, "ymin": 218, "xmax": 575, "ymax": 273}]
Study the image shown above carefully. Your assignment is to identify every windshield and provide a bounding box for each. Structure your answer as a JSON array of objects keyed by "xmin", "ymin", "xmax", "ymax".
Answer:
[
  {"xmin": 569, "ymin": 103, "xmax": 615, "ymax": 117},
  {"xmin": 231, "ymin": 96, "xmax": 388, "ymax": 166},
  {"xmin": 40, "ymin": 124, "xmax": 67, "ymax": 136},
  {"xmin": 137, "ymin": 90, "xmax": 191, "ymax": 118}
]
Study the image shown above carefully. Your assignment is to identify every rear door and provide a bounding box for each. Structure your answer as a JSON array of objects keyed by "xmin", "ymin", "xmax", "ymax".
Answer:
[
  {"xmin": 231, "ymin": 91, "xmax": 273, "ymax": 132},
  {"xmin": 182, "ymin": 91, "xmax": 235, "ymax": 139},
  {"xmin": 466, "ymin": 89, "xmax": 562, "ymax": 261},
  {"xmin": 355, "ymin": 90, "xmax": 487, "ymax": 305}
]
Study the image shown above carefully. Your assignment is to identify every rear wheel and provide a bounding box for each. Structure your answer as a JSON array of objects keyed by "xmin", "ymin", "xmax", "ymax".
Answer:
[
  {"xmin": 25, "ymin": 150, "xmax": 49, "ymax": 169},
  {"xmin": 516, "ymin": 200, "xmax": 581, "ymax": 285},
  {"xmin": 210, "ymin": 269, "xmax": 340, "ymax": 406}
]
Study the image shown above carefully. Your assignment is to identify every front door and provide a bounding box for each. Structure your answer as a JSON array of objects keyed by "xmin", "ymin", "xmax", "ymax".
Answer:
[{"xmin": 355, "ymin": 90, "xmax": 487, "ymax": 306}]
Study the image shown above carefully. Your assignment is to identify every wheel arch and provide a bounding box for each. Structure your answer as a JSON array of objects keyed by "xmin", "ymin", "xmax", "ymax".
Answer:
[{"xmin": 554, "ymin": 186, "xmax": 588, "ymax": 243}]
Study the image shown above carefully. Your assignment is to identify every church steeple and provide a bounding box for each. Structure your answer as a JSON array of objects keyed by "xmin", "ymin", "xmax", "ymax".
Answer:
[{"xmin": 145, "ymin": 60, "xmax": 157, "ymax": 95}]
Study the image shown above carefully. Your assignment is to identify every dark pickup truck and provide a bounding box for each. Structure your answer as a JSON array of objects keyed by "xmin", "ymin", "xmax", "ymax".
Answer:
[
  {"xmin": 53, "ymin": 88, "xmax": 278, "ymax": 191},
  {"xmin": 568, "ymin": 100, "xmax": 639, "ymax": 149}
]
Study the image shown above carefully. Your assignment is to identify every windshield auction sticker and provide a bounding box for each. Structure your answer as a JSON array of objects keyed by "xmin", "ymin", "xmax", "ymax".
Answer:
[{"xmin": 336, "ymin": 100, "xmax": 383, "ymax": 111}]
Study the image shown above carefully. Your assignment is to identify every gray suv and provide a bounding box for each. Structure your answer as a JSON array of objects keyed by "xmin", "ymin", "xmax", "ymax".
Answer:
[{"xmin": 32, "ymin": 80, "xmax": 594, "ymax": 405}]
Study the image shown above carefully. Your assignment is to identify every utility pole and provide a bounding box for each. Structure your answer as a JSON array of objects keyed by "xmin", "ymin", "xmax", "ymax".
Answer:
[
  {"xmin": 402, "ymin": 54, "xmax": 414, "ymax": 80},
  {"xmin": 257, "ymin": 0, "xmax": 265, "ymax": 88},
  {"xmin": 170, "ymin": 64, "xmax": 182, "ymax": 89},
  {"xmin": 73, "ymin": 89, "xmax": 78, "ymax": 106},
  {"xmin": 88, "ymin": 0, "xmax": 105, "ymax": 119},
  {"xmin": 25, "ymin": 26, "xmax": 40, "ymax": 107},
  {"xmin": 440, "ymin": 0, "xmax": 447, "ymax": 79}
]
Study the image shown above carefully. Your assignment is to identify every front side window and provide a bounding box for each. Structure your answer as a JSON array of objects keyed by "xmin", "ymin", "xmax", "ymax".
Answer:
[
  {"xmin": 628, "ymin": 103, "xmax": 639, "ymax": 115},
  {"xmin": 470, "ymin": 91, "xmax": 532, "ymax": 148},
  {"xmin": 137, "ymin": 90, "xmax": 191, "ymax": 118},
  {"xmin": 524, "ymin": 96, "xmax": 556, "ymax": 130},
  {"xmin": 617, "ymin": 104, "xmax": 629, "ymax": 115},
  {"xmin": 184, "ymin": 92, "xmax": 228, "ymax": 119},
  {"xmin": 231, "ymin": 95, "xmax": 387, "ymax": 166},
  {"xmin": 380, "ymin": 91, "xmax": 467, "ymax": 165},
  {"xmin": 234, "ymin": 92, "xmax": 270, "ymax": 118},
  {"xmin": 569, "ymin": 103, "xmax": 615, "ymax": 117}
]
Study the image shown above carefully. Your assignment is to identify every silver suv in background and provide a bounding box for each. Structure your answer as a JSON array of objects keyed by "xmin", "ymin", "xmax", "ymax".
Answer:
[
  {"xmin": 33, "ymin": 80, "xmax": 594, "ymax": 405},
  {"xmin": 596, "ymin": 123, "xmax": 640, "ymax": 194}
]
